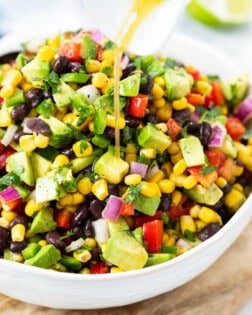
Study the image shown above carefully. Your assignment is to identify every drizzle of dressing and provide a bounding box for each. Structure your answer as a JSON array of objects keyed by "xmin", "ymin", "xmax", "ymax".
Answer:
[{"xmin": 113, "ymin": 0, "xmax": 165, "ymax": 158}]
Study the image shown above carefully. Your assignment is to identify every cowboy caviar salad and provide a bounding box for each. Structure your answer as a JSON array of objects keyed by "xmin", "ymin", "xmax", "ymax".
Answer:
[{"xmin": 0, "ymin": 30, "xmax": 252, "ymax": 273}]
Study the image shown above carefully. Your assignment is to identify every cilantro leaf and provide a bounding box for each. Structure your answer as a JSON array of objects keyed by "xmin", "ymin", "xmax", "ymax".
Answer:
[
  {"xmin": 184, "ymin": 229, "xmax": 196, "ymax": 242},
  {"xmin": 200, "ymin": 165, "xmax": 217, "ymax": 176},
  {"xmin": 124, "ymin": 183, "xmax": 142, "ymax": 203},
  {"xmin": 0, "ymin": 172, "xmax": 21, "ymax": 190},
  {"xmin": 36, "ymin": 99, "xmax": 54, "ymax": 118},
  {"xmin": 43, "ymin": 71, "xmax": 60, "ymax": 92}
]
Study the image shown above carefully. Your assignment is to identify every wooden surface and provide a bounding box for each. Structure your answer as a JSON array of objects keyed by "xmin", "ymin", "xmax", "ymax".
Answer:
[{"xmin": 0, "ymin": 219, "xmax": 251, "ymax": 315}]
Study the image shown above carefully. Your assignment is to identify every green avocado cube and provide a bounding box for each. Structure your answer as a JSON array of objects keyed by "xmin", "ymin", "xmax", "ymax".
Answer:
[
  {"xmin": 119, "ymin": 73, "xmax": 141, "ymax": 96},
  {"xmin": 24, "ymin": 244, "xmax": 61, "ymax": 268},
  {"xmin": 30, "ymin": 207, "xmax": 57, "ymax": 234},
  {"xmin": 179, "ymin": 135, "xmax": 205, "ymax": 167},
  {"xmin": 185, "ymin": 183, "xmax": 223, "ymax": 206},
  {"xmin": 21, "ymin": 59, "xmax": 50, "ymax": 88}
]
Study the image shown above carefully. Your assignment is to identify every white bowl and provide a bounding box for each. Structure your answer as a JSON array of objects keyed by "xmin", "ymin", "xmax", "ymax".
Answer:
[{"xmin": 0, "ymin": 32, "xmax": 251, "ymax": 310}]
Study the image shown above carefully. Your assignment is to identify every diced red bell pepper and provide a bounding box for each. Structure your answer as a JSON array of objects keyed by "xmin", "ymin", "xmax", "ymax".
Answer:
[
  {"xmin": 127, "ymin": 94, "xmax": 148, "ymax": 118},
  {"xmin": 166, "ymin": 118, "xmax": 182, "ymax": 141},
  {"xmin": 143, "ymin": 219, "xmax": 163, "ymax": 253},
  {"xmin": 187, "ymin": 166, "xmax": 218, "ymax": 188},
  {"xmin": 0, "ymin": 145, "xmax": 15, "ymax": 170},
  {"xmin": 218, "ymin": 157, "xmax": 234, "ymax": 181},
  {"xmin": 59, "ymin": 42, "xmax": 82, "ymax": 62},
  {"xmin": 55, "ymin": 209, "xmax": 72, "ymax": 229},
  {"xmin": 0, "ymin": 197, "xmax": 24, "ymax": 213},
  {"xmin": 168, "ymin": 196, "xmax": 194, "ymax": 221},
  {"xmin": 134, "ymin": 210, "xmax": 162, "ymax": 228},
  {"xmin": 211, "ymin": 81, "xmax": 225, "ymax": 105},
  {"xmin": 90, "ymin": 261, "xmax": 109, "ymax": 274},
  {"xmin": 205, "ymin": 149, "xmax": 226, "ymax": 169},
  {"xmin": 187, "ymin": 68, "xmax": 201, "ymax": 81},
  {"xmin": 186, "ymin": 93, "xmax": 205, "ymax": 106},
  {"xmin": 225, "ymin": 117, "xmax": 245, "ymax": 141},
  {"xmin": 119, "ymin": 202, "xmax": 134, "ymax": 216}
]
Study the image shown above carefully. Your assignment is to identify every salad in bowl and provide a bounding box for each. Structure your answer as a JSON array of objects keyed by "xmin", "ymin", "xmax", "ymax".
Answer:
[{"xmin": 0, "ymin": 29, "xmax": 252, "ymax": 308}]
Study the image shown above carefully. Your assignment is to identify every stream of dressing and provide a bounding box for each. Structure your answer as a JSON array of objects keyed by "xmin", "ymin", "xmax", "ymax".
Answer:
[{"xmin": 113, "ymin": 0, "xmax": 165, "ymax": 158}]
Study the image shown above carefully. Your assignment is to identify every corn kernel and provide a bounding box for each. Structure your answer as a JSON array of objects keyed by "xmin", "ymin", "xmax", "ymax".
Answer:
[
  {"xmin": 232, "ymin": 164, "xmax": 244, "ymax": 177},
  {"xmin": 77, "ymin": 177, "xmax": 93, "ymax": 195},
  {"xmin": 171, "ymin": 190, "xmax": 183, "ymax": 206},
  {"xmin": 21, "ymin": 80, "xmax": 33, "ymax": 92},
  {"xmin": 189, "ymin": 205, "xmax": 201, "ymax": 218},
  {"xmin": 195, "ymin": 219, "xmax": 207, "ymax": 231},
  {"xmin": 187, "ymin": 103, "xmax": 195, "ymax": 113},
  {"xmin": 170, "ymin": 152, "xmax": 184, "ymax": 164},
  {"xmin": 140, "ymin": 181, "xmax": 161, "ymax": 197},
  {"xmin": 101, "ymin": 49, "xmax": 115, "ymax": 63},
  {"xmin": 155, "ymin": 123, "xmax": 168, "ymax": 133},
  {"xmin": 233, "ymin": 183, "xmax": 243, "ymax": 192},
  {"xmin": 126, "ymin": 143, "xmax": 137, "ymax": 154},
  {"xmin": 0, "ymin": 85, "xmax": 15, "ymax": 98},
  {"xmin": 85, "ymin": 59, "xmax": 101, "ymax": 73},
  {"xmin": 224, "ymin": 187, "xmax": 246, "ymax": 213},
  {"xmin": 0, "ymin": 108, "xmax": 12, "ymax": 127},
  {"xmin": 161, "ymin": 162, "xmax": 173, "ymax": 177},
  {"xmin": 52, "ymin": 154, "xmax": 70, "ymax": 168},
  {"xmin": 73, "ymin": 248, "xmax": 92, "ymax": 263},
  {"xmin": 34, "ymin": 134, "xmax": 49, "ymax": 149},
  {"xmin": 72, "ymin": 192, "xmax": 85, "ymax": 205},
  {"xmin": 156, "ymin": 103, "xmax": 172, "ymax": 121},
  {"xmin": 2, "ymin": 69, "xmax": 23, "ymax": 87},
  {"xmin": 25, "ymin": 199, "xmax": 43, "ymax": 217},
  {"xmin": 198, "ymin": 207, "xmax": 222, "ymax": 225},
  {"xmin": 153, "ymin": 98, "xmax": 166, "ymax": 108},
  {"xmin": 172, "ymin": 97, "xmax": 188, "ymax": 110},
  {"xmin": 11, "ymin": 224, "xmax": 26, "ymax": 242},
  {"xmin": 173, "ymin": 159, "xmax": 187, "ymax": 175},
  {"xmin": 125, "ymin": 153, "xmax": 137, "ymax": 163},
  {"xmin": 106, "ymin": 114, "xmax": 125, "ymax": 129},
  {"xmin": 180, "ymin": 215, "xmax": 196, "ymax": 234},
  {"xmin": 1, "ymin": 210, "xmax": 17, "ymax": 222},
  {"xmin": 154, "ymin": 76, "xmax": 165, "ymax": 88},
  {"xmin": 196, "ymin": 81, "xmax": 212, "ymax": 95},
  {"xmin": 72, "ymin": 140, "xmax": 93, "ymax": 158},
  {"xmin": 124, "ymin": 174, "xmax": 142, "ymax": 186},
  {"xmin": 148, "ymin": 170, "xmax": 165, "ymax": 183},
  {"xmin": 36, "ymin": 45, "xmax": 55, "ymax": 61},
  {"xmin": 167, "ymin": 142, "xmax": 180, "ymax": 155},
  {"xmin": 158, "ymin": 179, "xmax": 176, "ymax": 194},
  {"xmin": 183, "ymin": 175, "xmax": 197, "ymax": 189},
  {"xmin": 63, "ymin": 113, "xmax": 78, "ymax": 125},
  {"xmin": 19, "ymin": 134, "xmax": 37, "ymax": 152},
  {"xmin": 216, "ymin": 176, "xmax": 227, "ymax": 189},
  {"xmin": 65, "ymin": 205, "xmax": 78, "ymax": 213},
  {"xmin": 151, "ymin": 83, "xmax": 164, "ymax": 99},
  {"xmin": 80, "ymin": 267, "xmax": 91, "ymax": 274},
  {"xmin": 47, "ymin": 35, "xmax": 60, "ymax": 50},
  {"xmin": 92, "ymin": 179, "xmax": 109, "ymax": 200},
  {"xmin": 169, "ymin": 173, "xmax": 187, "ymax": 187},
  {"xmin": 111, "ymin": 267, "xmax": 124, "ymax": 273},
  {"xmin": 92, "ymin": 72, "xmax": 109, "ymax": 89},
  {"xmin": 83, "ymin": 237, "xmax": 97, "ymax": 249},
  {"xmin": 0, "ymin": 218, "xmax": 10, "ymax": 229},
  {"xmin": 38, "ymin": 240, "xmax": 48, "ymax": 246},
  {"xmin": 140, "ymin": 148, "xmax": 156, "ymax": 159},
  {"xmin": 59, "ymin": 194, "xmax": 73, "ymax": 206}
]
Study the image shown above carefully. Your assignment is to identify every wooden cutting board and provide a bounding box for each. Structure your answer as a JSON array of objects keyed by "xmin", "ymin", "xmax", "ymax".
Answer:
[{"xmin": 0, "ymin": 219, "xmax": 251, "ymax": 315}]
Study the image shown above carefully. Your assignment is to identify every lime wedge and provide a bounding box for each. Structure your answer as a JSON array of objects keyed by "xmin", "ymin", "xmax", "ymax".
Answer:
[{"xmin": 186, "ymin": 0, "xmax": 252, "ymax": 27}]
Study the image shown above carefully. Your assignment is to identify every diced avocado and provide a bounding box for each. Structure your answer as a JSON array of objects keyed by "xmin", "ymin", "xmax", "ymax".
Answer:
[
  {"xmin": 132, "ymin": 227, "xmax": 143, "ymax": 245},
  {"xmin": 22, "ymin": 242, "xmax": 41, "ymax": 260},
  {"xmin": 145, "ymin": 253, "xmax": 173, "ymax": 267},
  {"xmin": 137, "ymin": 123, "xmax": 171, "ymax": 153},
  {"xmin": 71, "ymin": 148, "xmax": 103, "ymax": 173},
  {"xmin": 164, "ymin": 68, "xmax": 193, "ymax": 100},
  {"xmin": 94, "ymin": 151, "xmax": 129, "ymax": 184},
  {"xmin": 21, "ymin": 59, "xmax": 50, "ymax": 88},
  {"xmin": 179, "ymin": 135, "xmax": 205, "ymax": 167},
  {"xmin": 107, "ymin": 217, "xmax": 129, "ymax": 236},
  {"xmin": 102, "ymin": 231, "xmax": 148, "ymax": 271},
  {"xmin": 3, "ymin": 249, "xmax": 22, "ymax": 262},
  {"xmin": 133, "ymin": 194, "xmax": 160, "ymax": 216},
  {"xmin": 221, "ymin": 135, "xmax": 237, "ymax": 158},
  {"xmin": 24, "ymin": 244, "xmax": 61, "ymax": 268},
  {"xmin": 14, "ymin": 184, "xmax": 30, "ymax": 199},
  {"xmin": 185, "ymin": 183, "xmax": 223, "ymax": 206},
  {"xmin": 7, "ymin": 151, "xmax": 34, "ymax": 186},
  {"xmin": 140, "ymin": 55, "xmax": 165, "ymax": 78},
  {"xmin": 35, "ymin": 176, "xmax": 66, "ymax": 203},
  {"xmin": 30, "ymin": 207, "xmax": 57, "ymax": 234},
  {"xmin": 53, "ymin": 79, "xmax": 74, "ymax": 108},
  {"xmin": 81, "ymin": 33, "xmax": 97, "ymax": 60},
  {"xmin": 5, "ymin": 89, "xmax": 25, "ymax": 107},
  {"xmin": 60, "ymin": 255, "xmax": 82, "ymax": 271},
  {"xmin": 40, "ymin": 116, "xmax": 74, "ymax": 149},
  {"xmin": 35, "ymin": 146, "xmax": 59, "ymax": 161},
  {"xmin": 30, "ymin": 152, "xmax": 52, "ymax": 180},
  {"xmin": 61, "ymin": 72, "xmax": 90, "ymax": 84},
  {"xmin": 119, "ymin": 73, "xmax": 141, "ymax": 96}
]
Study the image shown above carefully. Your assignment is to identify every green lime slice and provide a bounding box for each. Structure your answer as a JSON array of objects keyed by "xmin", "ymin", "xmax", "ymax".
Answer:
[{"xmin": 186, "ymin": 0, "xmax": 252, "ymax": 27}]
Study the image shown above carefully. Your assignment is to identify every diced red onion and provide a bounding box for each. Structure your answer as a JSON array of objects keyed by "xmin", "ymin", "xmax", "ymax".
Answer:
[
  {"xmin": 234, "ymin": 96, "xmax": 252, "ymax": 123},
  {"xmin": 102, "ymin": 195, "xmax": 123, "ymax": 221},
  {"xmin": 92, "ymin": 218, "xmax": 110, "ymax": 243},
  {"xmin": 1, "ymin": 124, "xmax": 18, "ymax": 147},
  {"xmin": 208, "ymin": 122, "xmax": 226, "ymax": 147},
  {"xmin": 130, "ymin": 161, "xmax": 148, "ymax": 178},
  {"xmin": 0, "ymin": 186, "xmax": 21, "ymax": 202},
  {"xmin": 145, "ymin": 162, "xmax": 160, "ymax": 180},
  {"xmin": 89, "ymin": 30, "xmax": 105, "ymax": 43}
]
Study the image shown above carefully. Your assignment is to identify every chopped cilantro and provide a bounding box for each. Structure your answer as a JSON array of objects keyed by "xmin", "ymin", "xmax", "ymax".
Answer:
[
  {"xmin": 43, "ymin": 71, "xmax": 60, "ymax": 92},
  {"xmin": 125, "ymin": 183, "xmax": 142, "ymax": 203},
  {"xmin": 161, "ymin": 245, "xmax": 177, "ymax": 254},
  {"xmin": 0, "ymin": 172, "xmax": 21, "ymax": 190},
  {"xmin": 184, "ymin": 229, "xmax": 196, "ymax": 242},
  {"xmin": 59, "ymin": 230, "xmax": 75, "ymax": 240},
  {"xmin": 200, "ymin": 165, "xmax": 217, "ymax": 176},
  {"xmin": 79, "ymin": 139, "xmax": 88, "ymax": 153},
  {"xmin": 36, "ymin": 99, "xmax": 54, "ymax": 118},
  {"xmin": 103, "ymin": 40, "xmax": 116, "ymax": 50}
]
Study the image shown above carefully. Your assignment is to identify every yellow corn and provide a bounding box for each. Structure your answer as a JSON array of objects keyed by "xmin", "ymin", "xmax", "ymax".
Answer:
[
  {"xmin": 151, "ymin": 83, "xmax": 164, "ymax": 99},
  {"xmin": 1, "ymin": 210, "xmax": 17, "ymax": 222},
  {"xmin": 72, "ymin": 140, "xmax": 93, "ymax": 158},
  {"xmin": 38, "ymin": 240, "xmax": 48, "ymax": 246},
  {"xmin": 170, "ymin": 152, "xmax": 184, "ymax": 164},
  {"xmin": 106, "ymin": 114, "xmax": 125, "ymax": 129},
  {"xmin": 187, "ymin": 103, "xmax": 195, "ymax": 113},
  {"xmin": 92, "ymin": 72, "xmax": 108, "ymax": 89},
  {"xmin": 155, "ymin": 123, "xmax": 168, "ymax": 133},
  {"xmin": 125, "ymin": 153, "xmax": 137, "ymax": 164},
  {"xmin": 85, "ymin": 59, "xmax": 101, "ymax": 73},
  {"xmin": 101, "ymin": 49, "xmax": 115, "ymax": 63},
  {"xmin": 140, "ymin": 148, "xmax": 156, "ymax": 159},
  {"xmin": 0, "ymin": 85, "xmax": 15, "ymax": 98},
  {"xmin": 65, "ymin": 205, "xmax": 78, "ymax": 213},
  {"xmin": 34, "ymin": 134, "xmax": 50, "ymax": 149},
  {"xmin": 80, "ymin": 267, "xmax": 91, "ymax": 274},
  {"xmin": 91, "ymin": 178, "xmax": 109, "ymax": 200},
  {"xmin": 126, "ymin": 143, "xmax": 137, "ymax": 154},
  {"xmin": 47, "ymin": 35, "xmax": 60, "ymax": 50},
  {"xmin": 153, "ymin": 98, "xmax": 166, "ymax": 108},
  {"xmin": 148, "ymin": 170, "xmax": 165, "ymax": 183},
  {"xmin": 2, "ymin": 69, "xmax": 23, "ymax": 87},
  {"xmin": 52, "ymin": 154, "xmax": 70, "ymax": 168},
  {"xmin": 73, "ymin": 249, "xmax": 92, "ymax": 263},
  {"xmin": 180, "ymin": 215, "xmax": 196, "ymax": 234},
  {"xmin": 0, "ymin": 218, "xmax": 10, "ymax": 229},
  {"xmin": 0, "ymin": 108, "xmax": 12, "ymax": 127},
  {"xmin": 21, "ymin": 80, "xmax": 33, "ymax": 92},
  {"xmin": 167, "ymin": 142, "xmax": 180, "ymax": 155},
  {"xmin": 224, "ymin": 187, "xmax": 246, "ymax": 213},
  {"xmin": 36, "ymin": 45, "xmax": 55, "ymax": 62},
  {"xmin": 124, "ymin": 174, "xmax": 142, "ymax": 186},
  {"xmin": 172, "ymin": 97, "xmax": 188, "ymax": 110},
  {"xmin": 173, "ymin": 158, "xmax": 187, "ymax": 176},
  {"xmin": 233, "ymin": 183, "xmax": 243, "ymax": 192},
  {"xmin": 189, "ymin": 205, "xmax": 201, "ymax": 218},
  {"xmin": 171, "ymin": 190, "xmax": 183, "ymax": 206},
  {"xmin": 161, "ymin": 162, "xmax": 173, "ymax": 177},
  {"xmin": 140, "ymin": 181, "xmax": 161, "ymax": 197},
  {"xmin": 196, "ymin": 80, "xmax": 212, "ymax": 95},
  {"xmin": 11, "ymin": 224, "xmax": 26, "ymax": 242},
  {"xmin": 198, "ymin": 207, "xmax": 222, "ymax": 225},
  {"xmin": 25, "ymin": 199, "xmax": 43, "ymax": 217},
  {"xmin": 83, "ymin": 237, "xmax": 97, "ymax": 249},
  {"xmin": 72, "ymin": 192, "xmax": 85, "ymax": 205},
  {"xmin": 195, "ymin": 219, "xmax": 207, "ymax": 231},
  {"xmin": 158, "ymin": 179, "xmax": 176, "ymax": 194},
  {"xmin": 100, "ymin": 60, "xmax": 113, "ymax": 76},
  {"xmin": 77, "ymin": 177, "xmax": 93, "ymax": 195},
  {"xmin": 63, "ymin": 113, "xmax": 77, "ymax": 125},
  {"xmin": 154, "ymin": 76, "xmax": 165, "ymax": 88},
  {"xmin": 156, "ymin": 103, "xmax": 172, "ymax": 121},
  {"xmin": 169, "ymin": 173, "xmax": 187, "ymax": 187},
  {"xmin": 183, "ymin": 175, "xmax": 197, "ymax": 189},
  {"xmin": 216, "ymin": 176, "xmax": 227, "ymax": 189},
  {"xmin": 232, "ymin": 164, "xmax": 244, "ymax": 177},
  {"xmin": 110, "ymin": 267, "xmax": 124, "ymax": 273},
  {"xmin": 19, "ymin": 134, "xmax": 37, "ymax": 152}
]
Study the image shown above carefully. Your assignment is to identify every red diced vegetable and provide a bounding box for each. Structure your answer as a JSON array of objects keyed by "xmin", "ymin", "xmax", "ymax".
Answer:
[
  {"xmin": 55, "ymin": 210, "xmax": 72, "ymax": 229},
  {"xmin": 168, "ymin": 197, "xmax": 193, "ymax": 221},
  {"xmin": 219, "ymin": 157, "xmax": 234, "ymax": 181},
  {"xmin": 90, "ymin": 261, "xmax": 109, "ymax": 274},
  {"xmin": 205, "ymin": 149, "xmax": 226, "ymax": 169},
  {"xmin": 166, "ymin": 118, "xmax": 182, "ymax": 140},
  {"xmin": 127, "ymin": 94, "xmax": 148, "ymax": 118},
  {"xmin": 0, "ymin": 146, "xmax": 15, "ymax": 170},
  {"xmin": 211, "ymin": 81, "xmax": 225, "ymax": 105},
  {"xmin": 119, "ymin": 202, "xmax": 134, "ymax": 216},
  {"xmin": 186, "ymin": 93, "xmax": 205, "ymax": 106},
  {"xmin": 187, "ymin": 166, "xmax": 218, "ymax": 188},
  {"xmin": 143, "ymin": 219, "xmax": 163, "ymax": 253},
  {"xmin": 134, "ymin": 210, "xmax": 162, "ymax": 228},
  {"xmin": 225, "ymin": 117, "xmax": 245, "ymax": 141},
  {"xmin": 59, "ymin": 42, "xmax": 82, "ymax": 62}
]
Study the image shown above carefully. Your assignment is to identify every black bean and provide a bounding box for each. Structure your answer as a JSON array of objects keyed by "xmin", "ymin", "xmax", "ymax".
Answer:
[
  {"xmin": 0, "ymin": 227, "xmax": 10, "ymax": 254},
  {"xmin": 13, "ymin": 130, "xmax": 28, "ymax": 143},
  {"xmin": 172, "ymin": 108, "xmax": 191, "ymax": 124},
  {"xmin": 60, "ymin": 146, "xmax": 76, "ymax": 159},
  {"xmin": 9, "ymin": 240, "xmax": 27, "ymax": 253},
  {"xmin": 84, "ymin": 219, "xmax": 95, "ymax": 237},
  {"xmin": 126, "ymin": 115, "xmax": 142, "ymax": 128},
  {"xmin": 26, "ymin": 118, "xmax": 51, "ymax": 135},
  {"xmin": 108, "ymin": 184, "xmax": 119, "ymax": 196},
  {"xmin": 217, "ymin": 207, "xmax": 232, "ymax": 224},
  {"xmin": 72, "ymin": 226, "xmax": 85, "ymax": 239},
  {"xmin": 89, "ymin": 199, "xmax": 105, "ymax": 219},
  {"xmin": 199, "ymin": 121, "xmax": 212, "ymax": 147},
  {"xmin": 159, "ymin": 194, "xmax": 171, "ymax": 211},
  {"xmin": 43, "ymin": 90, "xmax": 53, "ymax": 99},
  {"xmin": 144, "ymin": 114, "xmax": 158, "ymax": 124},
  {"xmin": 121, "ymin": 63, "xmax": 136, "ymax": 79},
  {"xmin": 45, "ymin": 230, "xmax": 66, "ymax": 250},
  {"xmin": 68, "ymin": 61, "xmax": 83, "ymax": 73},
  {"xmin": 91, "ymin": 247, "xmax": 101, "ymax": 260},
  {"xmin": 25, "ymin": 88, "xmax": 44, "ymax": 108},
  {"xmin": 104, "ymin": 127, "xmax": 115, "ymax": 140},
  {"xmin": 9, "ymin": 215, "xmax": 30, "ymax": 229},
  {"xmin": 187, "ymin": 121, "xmax": 200, "ymax": 136},
  {"xmin": 211, "ymin": 200, "xmax": 224, "ymax": 212},
  {"xmin": 53, "ymin": 56, "xmax": 69, "ymax": 74},
  {"xmin": 72, "ymin": 204, "xmax": 89, "ymax": 227},
  {"xmin": 198, "ymin": 223, "xmax": 221, "ymax": 241},
  {"xmin": 222, "ymin": 183, "xmax": 232, "ymax": 194},
  {"xmin": 11, "ymin": 104, "xmax": 29, "ymax": 123},
  {"xmin": 139, "ymin": 74, "xmax": 153, "ymax": 94}
]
